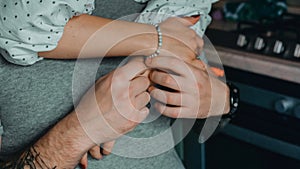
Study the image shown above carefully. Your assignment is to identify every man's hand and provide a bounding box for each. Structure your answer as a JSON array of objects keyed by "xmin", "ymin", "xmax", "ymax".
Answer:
[
  {"xmin": 75, "ymin": 57, "xmax": 150, "ymax": 168},
  {"xmin": 145, "ymin": 56, "xmax": 229, "ymax": 119},
  {"xmin": 80, "ymin": 140, "xmax": 115, "ymax": 169},
  {"xmin": 0, "ymin": 57, "xmax": 151, "ymax": 169},
  {"xmin": 76, "ymin": 57, "xmax": 150, "ymax": 144}
]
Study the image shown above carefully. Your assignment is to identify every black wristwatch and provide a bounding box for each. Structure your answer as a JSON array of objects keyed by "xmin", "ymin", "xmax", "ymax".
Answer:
[{"xmin": 222, "ymin": 82, "xmax": 240, "ymax": 119}]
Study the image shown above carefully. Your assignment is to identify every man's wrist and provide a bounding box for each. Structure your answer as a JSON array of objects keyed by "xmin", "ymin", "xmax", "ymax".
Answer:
[
  {"xmin": 33, "ymin": 111, "xmax": 95, "ymax": 168},
  {"xmin": 50, "ymin": 111, "xmax": 95, "ymax": 152},
  {"xmin": 223, "ymin": 82, "xmax": 239, "ymax": 119}
]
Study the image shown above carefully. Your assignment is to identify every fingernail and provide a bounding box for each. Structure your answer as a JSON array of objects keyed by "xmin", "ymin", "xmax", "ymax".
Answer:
[
  {"xmin": 141, "ymin": 108, "xmax": 149, "ymax": 115},
  {"xmin": 80, "ymin": 164, "xmax": 87, "ymax": 169}
]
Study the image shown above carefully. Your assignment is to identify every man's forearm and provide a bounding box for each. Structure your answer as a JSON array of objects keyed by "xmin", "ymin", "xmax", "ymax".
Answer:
[{"xmin": 0, "ymin": 111, "xmax": 94, "ymax": 169}]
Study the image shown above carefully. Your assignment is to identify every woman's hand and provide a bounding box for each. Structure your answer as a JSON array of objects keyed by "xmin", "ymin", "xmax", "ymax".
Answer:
[
  {"xmin": 145, "ymin": 56, "xmax": 229, "ymax": 119},
  {"xmin": 158, "ymin": 16, "xmax": 203, "ymax": 62}
]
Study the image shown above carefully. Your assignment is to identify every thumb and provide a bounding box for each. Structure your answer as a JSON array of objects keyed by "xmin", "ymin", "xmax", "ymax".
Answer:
[
  {"xmin": 182, "ymin": 15, "xmax": 200, "ymax": 25},
  {"xmin": 80, "ymin": 153, "xmax": 88, "ymax": 169},
  {"xmin": 136, "ymin": 107, "xmax": 150, "ymax": 123}
]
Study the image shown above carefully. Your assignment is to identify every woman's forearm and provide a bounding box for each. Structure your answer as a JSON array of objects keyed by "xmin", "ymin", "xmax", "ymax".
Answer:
[
  {"xmin": 39, "ymin": 14, "xmax": 157, "ymax": 59},
  {"xmin": 0, "ymin": 112, "xmax": 94, "ymax": 169}
]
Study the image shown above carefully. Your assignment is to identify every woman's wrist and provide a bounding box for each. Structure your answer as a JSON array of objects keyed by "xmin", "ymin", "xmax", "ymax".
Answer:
[
  {"xmin": 148, "ymin": 24, "xmax": 163, "ymax": 58},
  {"xmin": 106, "ymin": 22, "xmax": 158, "ymax": 57}
]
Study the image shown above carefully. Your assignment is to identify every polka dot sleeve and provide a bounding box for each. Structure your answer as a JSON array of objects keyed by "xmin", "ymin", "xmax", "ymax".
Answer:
[
  {"xmin": 135, "ymin": 0, "xmax": 218, "ymax": 37},
  {"xmin": 134, "ymin": 0, "xmax": 218, "ymax": 62},
  {"xmin": 0, "ymin": 0, "xmax": 95, "ymax": 66}
]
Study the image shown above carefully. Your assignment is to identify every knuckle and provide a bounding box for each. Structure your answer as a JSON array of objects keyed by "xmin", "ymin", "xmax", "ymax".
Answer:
[{"xmin": 166, "ymin": 94, "xmax": 174, "ymax": 104}]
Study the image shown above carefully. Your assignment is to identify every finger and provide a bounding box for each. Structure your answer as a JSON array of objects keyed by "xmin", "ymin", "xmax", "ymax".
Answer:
[
  {"xmin": 149, "ymin": 70, "xmax": 182, "ymax": 91},
  {"xmin": 189, "ymin": 59, "xmax": 207, "ymax": 71},
  {"xmin": 182, "ymin": 16, "xmax": 200, "ymax": 25},
  {"xmin": 154, "ymin": 102, "xmax": 199, "ymax": 118},
  {"xmin": 80, "ymin": 153, "xmax": 88, "ymax": 169},
  {"xmin": 102, "ymin": 140, "xmax": 115, "ymax": 155},
  {"xmin": 150, "ymin": 88, "xmax": 184, "ymax": 106},
  {"xmin": 135, "ymin": 107, "xmax": 150, "ymax": 123},
  {"xmin": 89, "ymin": 146, "xmax": 102, "ymax": 160},
  {"xmin": 175, "ymin": 16, "xmax": 200, "ymax": 26},
  {"xmin": 154, "ymin": 102, "xmax": 183, "ymax": 118},
  {"xmin": 145, "ymin": 56, "xmax": 193, "ymax": 78},
  {"xmin": 119, "ymin": 57, "xmax": 148, "ymax": 80},
  {"xmin": 130, "ymin": 76, "xmax": 150, "ymax": 97},
  {"xmin": 134, "ymin": 92, "xmax": 151, "ymax": 110}
]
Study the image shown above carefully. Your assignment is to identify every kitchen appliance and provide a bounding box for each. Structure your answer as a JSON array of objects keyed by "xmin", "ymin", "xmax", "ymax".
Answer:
[
  {"xmin": 201, "ymin": 65, "xmax": 300, "ymax": 168},
  {"xmin": 206, "ymin": 13, "xmax": 300, "ymax": 62},
  {"xmin": 187, "ymin": 11, "xmax": 300, "ymax": 169}
]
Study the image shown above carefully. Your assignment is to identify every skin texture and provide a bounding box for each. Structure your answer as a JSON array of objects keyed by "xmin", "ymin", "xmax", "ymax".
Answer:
[
  {"xmin": 39, "ymin": 15, "xmax": 207, "ymax": 168},
  {"xmin": 22, "ymin": 57, "xmax": 149, "ymax": 169},
  {"xmin": 38, "ymin": 15, "xmax": 202, "ymax": 62},
  {"xmin": 146, "ymin": 56, "xmax": 230, "ymax": 119},
  {"xmin": 1, "ymin": 14, "xmax": 230, "ymax": 168}
]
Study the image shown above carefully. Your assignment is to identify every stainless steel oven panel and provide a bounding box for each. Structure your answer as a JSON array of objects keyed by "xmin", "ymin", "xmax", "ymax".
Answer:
[
  {"xmin": 235, "ymin": 82, "xmax": 300, "ymax": 118},
  {"xmin": 222, "ymin": 124, "xmax": 300, "ymax": 161}
]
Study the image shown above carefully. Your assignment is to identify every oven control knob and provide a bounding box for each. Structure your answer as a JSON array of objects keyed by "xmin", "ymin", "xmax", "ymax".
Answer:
[
  {"xmin": 275, "ymin": 99, "xmax": 294, "ymax": 114},
  {"xmin": 294, "ymin": 44, "xmax": 300, "ymax": 58},
  {"xmin": 237, "ymin": 34, "xmax": 248, "ymax": 48},
  {"xmin": 293, "ymin": 105, "xmax": 300, "ymax": 119},
  {"xmin": 254, "ymin": 37, "xmax": 265, "ymax": 51},
  {"xmin": 273, "ymin": 40, "xmax": 285, "ymax": 54}
]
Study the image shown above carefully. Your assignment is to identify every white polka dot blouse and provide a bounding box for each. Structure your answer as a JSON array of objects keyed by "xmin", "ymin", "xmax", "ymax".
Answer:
[
  {"xmin": 0, "ymin": 0, "xmax": 217, "ymax": 66},
  {"xmin": 0, "ymin": 0, "xmax": 95, "ymax": 65}
]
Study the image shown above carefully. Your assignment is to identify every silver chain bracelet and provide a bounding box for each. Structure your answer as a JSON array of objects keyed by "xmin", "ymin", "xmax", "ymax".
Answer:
[{"xmin": 148, "ymin": 24, "xmax": 162, "ymax": 58}]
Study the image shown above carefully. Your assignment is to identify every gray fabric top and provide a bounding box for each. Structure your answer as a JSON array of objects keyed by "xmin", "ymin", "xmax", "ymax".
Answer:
[{"xmin": 0, "ymin": 0, "xmax": 184, "ymax": 168}]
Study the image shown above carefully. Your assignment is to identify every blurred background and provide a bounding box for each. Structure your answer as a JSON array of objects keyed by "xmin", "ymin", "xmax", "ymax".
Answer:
[{"xmin": 182, "ymin": 0, "xmax": 300, "ymax": 169}]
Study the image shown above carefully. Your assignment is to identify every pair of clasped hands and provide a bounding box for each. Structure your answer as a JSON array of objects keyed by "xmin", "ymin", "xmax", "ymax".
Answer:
[{"xmin": 76, "ymin": 16, "xmax": 229, "ymax": 168}]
